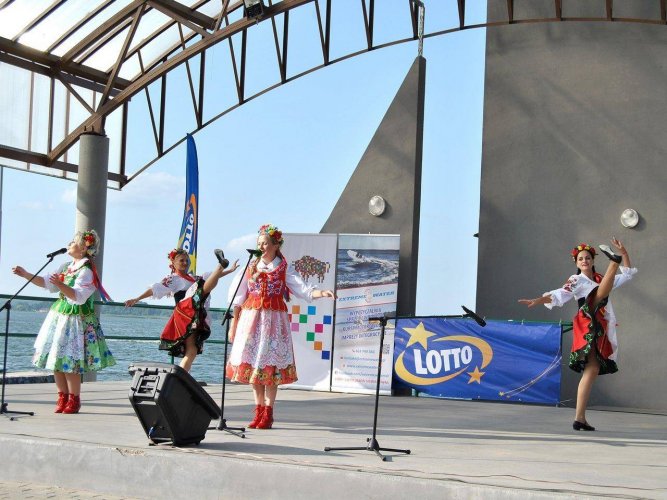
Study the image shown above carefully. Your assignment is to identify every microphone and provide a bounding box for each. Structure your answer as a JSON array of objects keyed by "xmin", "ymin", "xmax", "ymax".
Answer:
[
  {"xmin": 46, "ymin": 247, "xmax": 67, "ymax": 259},
  {"xmin": 246, "ymin": 249, "xmax": 262, "ymax": 258},
  {"xmin": 461, "ymin": 305, "xmax": 486, "ymax": 327}
]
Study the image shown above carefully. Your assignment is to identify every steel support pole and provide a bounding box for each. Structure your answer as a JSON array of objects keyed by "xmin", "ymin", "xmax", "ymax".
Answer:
[{"xmin": 76, "ymin": 132, "xmax": 109, "ymax": 382}]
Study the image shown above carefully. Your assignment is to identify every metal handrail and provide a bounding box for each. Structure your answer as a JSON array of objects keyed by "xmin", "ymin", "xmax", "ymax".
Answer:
[{"xmin": 0, "ymin": 293, "xmax": 230, "ymax": 343}]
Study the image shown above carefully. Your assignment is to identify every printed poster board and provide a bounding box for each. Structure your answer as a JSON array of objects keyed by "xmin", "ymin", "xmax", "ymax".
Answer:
[{"xmin": 331, "ymin": 234, "xmax": 400, "ymax": 395}]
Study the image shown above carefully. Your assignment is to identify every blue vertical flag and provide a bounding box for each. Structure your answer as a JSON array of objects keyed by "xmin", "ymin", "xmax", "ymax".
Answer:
[{"xmin": 177, "ymin": 134, "xmax": 199, "ymax": 274}]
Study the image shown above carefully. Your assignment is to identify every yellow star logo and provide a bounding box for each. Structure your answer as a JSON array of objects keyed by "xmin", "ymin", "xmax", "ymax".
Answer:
[
  {"xmin": 403, "ymin": 322, "xmax": 436, "ymax": 349},
  {"xmin": 467, "ymin": 366, "xmax": 485, "ymax": 384}
]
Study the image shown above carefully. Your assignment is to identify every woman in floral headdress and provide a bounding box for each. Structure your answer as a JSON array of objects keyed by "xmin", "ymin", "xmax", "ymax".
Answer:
[
  {"xmin": 226, "ymin": 224, "xmax": 336, "ymax": 430},
  {"xmin": 519, "ymin": 237, "xmax": 637, "ymax": 431},
  {"xmin": 125, "ymin": 248, "xmax": 238, "ymax": 372},
  {"xmin": 12, "ymin": 230, "xmax": 116, "ymax": 414}
]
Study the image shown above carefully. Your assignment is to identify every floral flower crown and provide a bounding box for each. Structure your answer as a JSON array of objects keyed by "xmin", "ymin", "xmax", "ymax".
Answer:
[
  {"xmin": 79, "ymin": 230, "xmax": 100, "ymax": 257},
  {"xmin": 571, "ymin": 243, "xmax": 596, "ymax": 261},
  {"xmin": 258, "ymin": 224, "xmax": 284, "ymax": 246},
  {"xmin": 168, "ymin": 248, "xmax": 188, "ymax": 261}
]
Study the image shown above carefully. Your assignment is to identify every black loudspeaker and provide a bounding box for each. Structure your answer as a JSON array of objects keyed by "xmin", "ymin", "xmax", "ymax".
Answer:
[{"xmin": 128, "ymin": 362, "xmax": 221, "ymax": 446}]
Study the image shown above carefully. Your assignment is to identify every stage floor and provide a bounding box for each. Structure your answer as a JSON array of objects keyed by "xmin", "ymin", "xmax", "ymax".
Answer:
[{"xmin": 1, "ymin": 380, "xmax": 666, "ymax": 499}]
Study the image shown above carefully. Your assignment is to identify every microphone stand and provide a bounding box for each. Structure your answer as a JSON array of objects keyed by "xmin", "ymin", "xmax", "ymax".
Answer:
[
  {"xmin": 1, "ymin": 256, "xmax": 57, "ymax": 419},
  {"xmin": 323, "ymin": 306, "xmax": 485, "ymax": 461},
  {"xmin": 211, "ymin": 250, "xmax": 256, "ymax": 438},
  {"xmin": 324, "ymin": 314, "xmax": 411, "ymax": 461}
]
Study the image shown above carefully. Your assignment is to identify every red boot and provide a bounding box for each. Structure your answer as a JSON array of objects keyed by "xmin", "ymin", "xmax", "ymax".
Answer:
[
  {"xmin": 248, "ymin": 405, "xmax": 265, "ymax": 429},
  {"xmin": 256, "ymin": 406, "xmax": 273, "ymax": 429},
  {"xmin": 62, "ymin": 394, "xmax": 81, "ymax": 414},
  {"xmin": 54, "ymin": 392, "xmax": 68, "ymax": 413}
]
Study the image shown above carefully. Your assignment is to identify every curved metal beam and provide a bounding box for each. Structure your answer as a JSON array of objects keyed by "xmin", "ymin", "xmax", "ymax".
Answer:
[
  {"xmin": 48, "ymin": 8, "xmax": 667, "ymax": 167},
  {"xmin": 5, "ymin": 0, "xmax": 667, "ymax": 180},
  {"xmin": 47, "ymin": 0, "xmax": 314, "ymax": 164}
]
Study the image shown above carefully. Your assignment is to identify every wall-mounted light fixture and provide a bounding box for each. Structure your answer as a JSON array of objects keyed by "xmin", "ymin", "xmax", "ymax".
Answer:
[
  {"xmin": 243, "ymin": 0, "xmax": 264, "ymax": 19},
  {"xmin": 620, "ymin": 208, "xmax": 639, "ymax": 228},
  {"xmin": 368, "ymin": 195, "xmax": 386, "ymax": 216}
]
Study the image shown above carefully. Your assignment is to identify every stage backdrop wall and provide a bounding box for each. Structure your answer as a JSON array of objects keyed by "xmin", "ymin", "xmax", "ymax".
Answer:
[
  {"xmin": 282, "ymin": 233, "xmax": 337, "ymax": 391},
  {"xmin": 331, "ymin": 234, "xmax": 400, "ymax": 395},
  {"xmin": 393, "ymin": 318, "xmax": 562, "ymax": 405},
  {"xmin": 478, "ymin": 1, "xmax": 667, "ymax": 411}
]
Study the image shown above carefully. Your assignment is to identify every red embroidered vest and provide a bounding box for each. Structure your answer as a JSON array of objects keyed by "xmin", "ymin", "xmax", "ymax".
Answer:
[{"xmin": 242, "ymin": 259, "xmax": 288, "ymax": 312}]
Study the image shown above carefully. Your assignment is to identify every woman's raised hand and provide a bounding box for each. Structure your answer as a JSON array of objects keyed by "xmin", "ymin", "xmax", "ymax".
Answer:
[
  {"xmin": 611, "ymin": 236, "xmax": 627, "ymax": 255},
  {"xmin": 518, "ymin": 298, "xmax": 538, "ymax": 308}
]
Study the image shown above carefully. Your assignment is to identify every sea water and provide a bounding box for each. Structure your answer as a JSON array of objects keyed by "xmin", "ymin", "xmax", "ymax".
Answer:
[{"xmin": 1, "ymin": 309, "xmax": 229, "ymax": 384}]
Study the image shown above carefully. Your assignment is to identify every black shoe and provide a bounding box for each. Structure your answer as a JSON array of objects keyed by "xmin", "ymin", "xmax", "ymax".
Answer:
[
  {"xmin": 573, "ymin": 420, "xmax": 595, "ymax": 431},
  {"xmin": 599, "ymin": 245, "xmax": 622, "ymax": 263},
  {"xmin": 214, "ymin": 249, "xmax": 229, "ymax": 269}
]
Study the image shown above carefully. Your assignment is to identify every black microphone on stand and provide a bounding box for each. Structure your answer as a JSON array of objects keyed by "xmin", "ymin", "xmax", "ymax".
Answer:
[
  {"xmin": 246, "ymin": 249, "xmax": 262, "ymax": 258},
  {"xmin": 46, "ymin": 248, "xmax": 67, "ymax": 259},
  {"xmin": 461, "ymin": 305, "xmax": 486, "ymax": 327}
]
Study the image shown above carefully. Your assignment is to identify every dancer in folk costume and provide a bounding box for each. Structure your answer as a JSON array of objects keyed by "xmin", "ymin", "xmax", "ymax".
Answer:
[
  {"xmin": 519, "ymin": 237, "xmax": 637, "ymax": 431},
  {"xmin": 125, "ymin": 248, "xmax": 238, "ymax": 372},
  {"xmin": 226, "ymin": 224, "xmax": 335, "ymax": 429},
  {"xmin": 12, "ymin": 230, "xmax": 116, "ymax": 414}
]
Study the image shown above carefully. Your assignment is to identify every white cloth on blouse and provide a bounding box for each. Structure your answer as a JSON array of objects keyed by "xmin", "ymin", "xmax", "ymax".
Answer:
[
  {"xmin": 543, "ymin": 266, "xmax": 637, "ymax": 360},
  {"xmin": 42, "ymin": 259, "xmax": 96, "ymax": 305}
]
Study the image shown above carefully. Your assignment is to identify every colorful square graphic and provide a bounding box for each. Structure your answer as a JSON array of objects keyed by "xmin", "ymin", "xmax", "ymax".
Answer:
[{"xmin": 290, "ymin": 302, "xmax": 332, "ymax": 361}]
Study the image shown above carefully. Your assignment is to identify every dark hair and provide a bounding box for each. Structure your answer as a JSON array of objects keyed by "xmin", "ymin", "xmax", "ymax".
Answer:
[{"xmin": 574, "ymin": 249, "xmax": 596, "ymax": 275}]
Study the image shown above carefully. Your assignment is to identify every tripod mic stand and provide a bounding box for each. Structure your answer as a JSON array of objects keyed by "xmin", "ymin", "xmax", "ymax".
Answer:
[
  {"xmin": 1, "ymin": 256, "xmax": 56, "ymax": 420},
  {"xmin": 211, "ymin": 249, "xmax": 257, "ymax": 438},
  {"xmin": 324, "ymin": 315, "xmax": 410, "ymax": 461}
]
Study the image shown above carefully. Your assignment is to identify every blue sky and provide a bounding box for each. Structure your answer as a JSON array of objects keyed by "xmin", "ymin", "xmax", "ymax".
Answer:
[{"xmin": 1, "ymin": 4, "xmax": 487, "ymax": 315}]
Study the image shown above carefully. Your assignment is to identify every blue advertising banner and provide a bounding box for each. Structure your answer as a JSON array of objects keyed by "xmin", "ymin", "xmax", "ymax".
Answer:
[
  {"xmin": 177, "ymin": 134, "xmax": 199, "ymax": 274},
  {"xmin": 393, "ymin": 318, "xmax": 562, "ymax": 404}
]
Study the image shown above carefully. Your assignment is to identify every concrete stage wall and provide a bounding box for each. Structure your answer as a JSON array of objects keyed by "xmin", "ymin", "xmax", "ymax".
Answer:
[{"xmin": 478, "ymin": 1, "xmax": 667, "ymax": 411}]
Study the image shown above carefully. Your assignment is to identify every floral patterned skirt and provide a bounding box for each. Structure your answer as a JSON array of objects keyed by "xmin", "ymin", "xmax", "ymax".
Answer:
[
  {"xmin": 569, "ymin": 293, "xmax": 618, "ymax": 375},
  {"xmin": 33, "ymin": 309, "xmax": 116, "ymax": 374},
  {"xmin": 226, "ymin": 308, "xmax": 297, "ymax": 386}
]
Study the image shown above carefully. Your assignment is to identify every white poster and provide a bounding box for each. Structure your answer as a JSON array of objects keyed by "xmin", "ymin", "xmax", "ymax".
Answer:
[
  {"xmin": 281, "ymin": 233, "xmax": 337, "ymax": 391},
  {"xmin": 331, "ymin": 234, "xmax": 400, "ymax": 395}
]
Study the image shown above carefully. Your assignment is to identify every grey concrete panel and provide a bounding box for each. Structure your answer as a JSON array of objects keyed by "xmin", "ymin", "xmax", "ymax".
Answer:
[
  {"xmin": 321, "ymin": 57, "xmax": 425, "ymax": 316},
  {"xmin": 479, "ymin": 10, "xmax": 667, "ymax": 410}
]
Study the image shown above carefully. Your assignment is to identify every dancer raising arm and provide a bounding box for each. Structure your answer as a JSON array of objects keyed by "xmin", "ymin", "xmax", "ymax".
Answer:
[
  {"xmin": 519, "ymin": 237, "xmax": 637, "ymax": 431},
  {"xmin": 125, "ymin": 248, "xmax": 238, "ymax": 372},
  {"xmin": 226, "ymin": 224, "xmax": 336, "ymax": 430},
  {"xmin": 12, "ymin": 230, "xmax": 116, "ymax": 414}
]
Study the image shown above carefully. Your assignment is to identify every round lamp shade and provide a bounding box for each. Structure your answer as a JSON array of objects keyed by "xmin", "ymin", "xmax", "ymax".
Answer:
[
  {"xmin": 368, "ymin": 195, "xmax": 386, "ymax": 216},
  {"xmin": 620, "ymin": 209, "xmax": 639, "ymax": 228}
]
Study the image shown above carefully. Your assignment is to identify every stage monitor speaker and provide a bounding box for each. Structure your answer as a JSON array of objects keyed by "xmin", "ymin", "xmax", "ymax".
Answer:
[{"xmin": 128, "ymin": 362, "xmax": 221, "ymax": 446}]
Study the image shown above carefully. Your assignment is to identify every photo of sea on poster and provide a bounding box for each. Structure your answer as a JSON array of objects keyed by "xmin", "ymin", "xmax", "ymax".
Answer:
[{"xmin": 331, "ymin": 234, "xmax": 400, "ymax": 394}]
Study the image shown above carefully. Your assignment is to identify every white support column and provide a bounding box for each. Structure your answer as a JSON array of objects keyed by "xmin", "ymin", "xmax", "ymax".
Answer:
[{"xmin": 76, "ymin": 132, "xmax": 110, "ymax": 382}]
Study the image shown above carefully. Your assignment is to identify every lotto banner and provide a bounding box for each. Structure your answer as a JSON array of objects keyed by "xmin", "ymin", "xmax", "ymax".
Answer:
[
  {"xmin": 393, "ymin": 318, "xmax": 562, "ymax": 404},
  {"xmin": 331, "ymin": 234, "xmax": 400, "ymax": 395},
  {"xmin": 281, "ymin": 233, "xmax": 337, "ymax": 391},
  {"xmin": 177, "ymin": 134, "xmax": 199, "ymax": 274}
]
